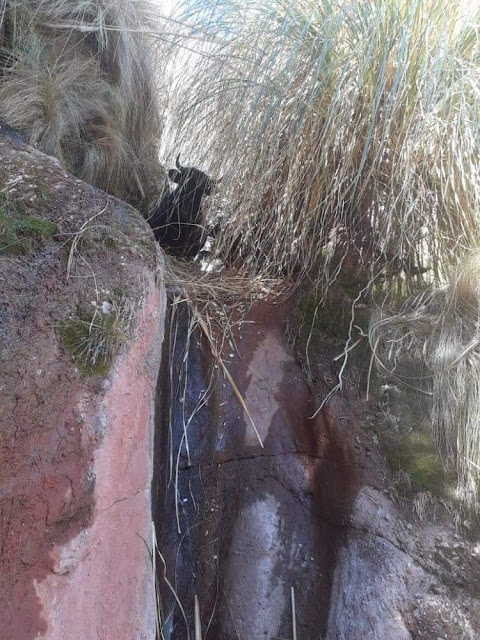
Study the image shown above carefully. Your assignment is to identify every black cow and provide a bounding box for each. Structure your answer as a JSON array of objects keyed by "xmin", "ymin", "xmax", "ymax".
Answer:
[
  {"xmin": 148, "ymin": 155, "xmax": 219, "ymax": 258},
  {"xmin": 0, "ymin": 118, "xmax": 25, "ymax": 144}
]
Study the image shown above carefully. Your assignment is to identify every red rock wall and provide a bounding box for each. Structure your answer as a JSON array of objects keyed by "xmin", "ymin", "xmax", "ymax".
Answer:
[
  {"xmin": 0, "ymin": 133, "xmax": 165, "ymax": 640},
  {"xmin": 33, "ymin": 288, "xmax": 165, "ymax": 640}
]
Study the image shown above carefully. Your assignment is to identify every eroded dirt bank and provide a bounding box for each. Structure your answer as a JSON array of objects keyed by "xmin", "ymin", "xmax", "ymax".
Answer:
[
  {"xmin": 0, "ymin": 133, "xmax": 165, "ymax": 640},
  {"xmin": 153, "ymin": 299, "xmax": 480, "ymax": 640}
]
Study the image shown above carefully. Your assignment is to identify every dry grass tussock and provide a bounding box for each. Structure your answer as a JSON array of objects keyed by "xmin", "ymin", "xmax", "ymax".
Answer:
[
  {"xmin": 170, "ymin": 0, "xmax": 479, "ymax": 289},
  {"xmin": 163, "ymin": 255, "xmax": 283, "ymax": 346},
  {"xmin": 370, "ymin": 252, "xmax": 480, "ymax": 506},
  {"xmin": 0, "ymin": 0, "xmax": 165, "ymax": 209}
]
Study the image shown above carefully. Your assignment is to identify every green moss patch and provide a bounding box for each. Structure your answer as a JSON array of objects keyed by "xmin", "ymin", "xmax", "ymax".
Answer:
[
  {"xmin": 0, "ymin": 195, "xmax": 57, "ymax": 255},
  {"xmin": 58, "ymin": 306, "xmax": 130, "ymax": 376},
  {"xmin": 379, "ymin": 416, "xmax": 456, "ymax": 496}
]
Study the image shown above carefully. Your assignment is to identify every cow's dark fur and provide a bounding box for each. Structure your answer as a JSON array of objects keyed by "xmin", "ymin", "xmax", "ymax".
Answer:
[
  {"xmin": 148, "ymin": 156, "xmax": 217, "ymax": 258},
  {"xmin": 0, "ymin": 118, "xmax": 24, "ymax": 144}
]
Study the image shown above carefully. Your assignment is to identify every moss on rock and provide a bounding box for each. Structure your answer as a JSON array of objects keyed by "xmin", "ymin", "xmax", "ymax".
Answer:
[
  {"xmin": 58, "ymin": 303, "xmax": 131, "ymax": 376},
  {"xmin": 0, "ymin": 193, "xmax": 57, "ymax": 255},
  {"xmin": 383, "ymin": 422, "xmax": 456, "ymax": 495}
]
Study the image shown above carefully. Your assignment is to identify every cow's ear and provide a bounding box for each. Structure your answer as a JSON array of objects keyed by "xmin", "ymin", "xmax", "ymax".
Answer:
[{"xmin": 168, "ymin": 169, "xmax": 182, "ymax": 184}]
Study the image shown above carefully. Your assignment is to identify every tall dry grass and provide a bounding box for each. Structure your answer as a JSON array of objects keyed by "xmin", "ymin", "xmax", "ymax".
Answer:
[
  {"xmin": 0, "ymin": 0, "xmax": 165, "ymax": 209},
  {"xmin": 170, "ymin": 0, "xmax": 479, "ymax": 288}
]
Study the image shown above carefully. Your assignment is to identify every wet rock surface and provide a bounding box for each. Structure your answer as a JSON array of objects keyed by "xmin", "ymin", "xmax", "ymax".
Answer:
[
  {"xmin": 0, "ymin": 133, "xmax": 165, "ymax": 640},
  {"xmin": 154, "ymin": 301, "xmax": 358, "ymax": 639},
  {"xmin": 154, "ymin": 300, "xmax": 480, "ymax": 640}
]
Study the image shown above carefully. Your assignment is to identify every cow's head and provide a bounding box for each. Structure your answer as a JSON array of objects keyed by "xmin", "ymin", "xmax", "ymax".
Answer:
[{"xmin": 168, "ymin": 155, "xmax": 220, "ymax": 197}]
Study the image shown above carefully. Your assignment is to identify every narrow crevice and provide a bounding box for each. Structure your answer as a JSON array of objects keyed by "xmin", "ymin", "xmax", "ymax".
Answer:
[
  {"xmin": 177, "ymin": 450, "xmax": 342, "ymax": 471},
  {"xmin": 151, "ymin": 299, "xmax": 360, "ymax": 639}
]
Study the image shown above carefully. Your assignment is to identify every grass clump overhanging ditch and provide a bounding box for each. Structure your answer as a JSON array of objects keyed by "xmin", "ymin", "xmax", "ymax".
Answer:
[
  {"xmin": 58, "ymin": 299, "xmax": 133, "ymax": 376},
  {"xmin": 0, "ymin": 193, "xmax": 57, "ymax": 255},
  {"xmin": 171, "ymin": 0, "xmax": 479, "ymax": 287},
  {"xmin": 162, "ymin": 0, "xmax": 480, "ymax": 508}
]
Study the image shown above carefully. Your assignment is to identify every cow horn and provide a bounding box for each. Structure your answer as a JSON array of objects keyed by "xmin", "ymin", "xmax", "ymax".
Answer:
[{"xmin": 176, "ymin": 154, "xmax": 184, "ymax": 170}]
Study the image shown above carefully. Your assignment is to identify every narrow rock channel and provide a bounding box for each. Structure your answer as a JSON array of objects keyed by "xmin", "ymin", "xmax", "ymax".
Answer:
[{"xmin": 152, "ymin": 300, "xmax": 359, "ymax": 639}]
